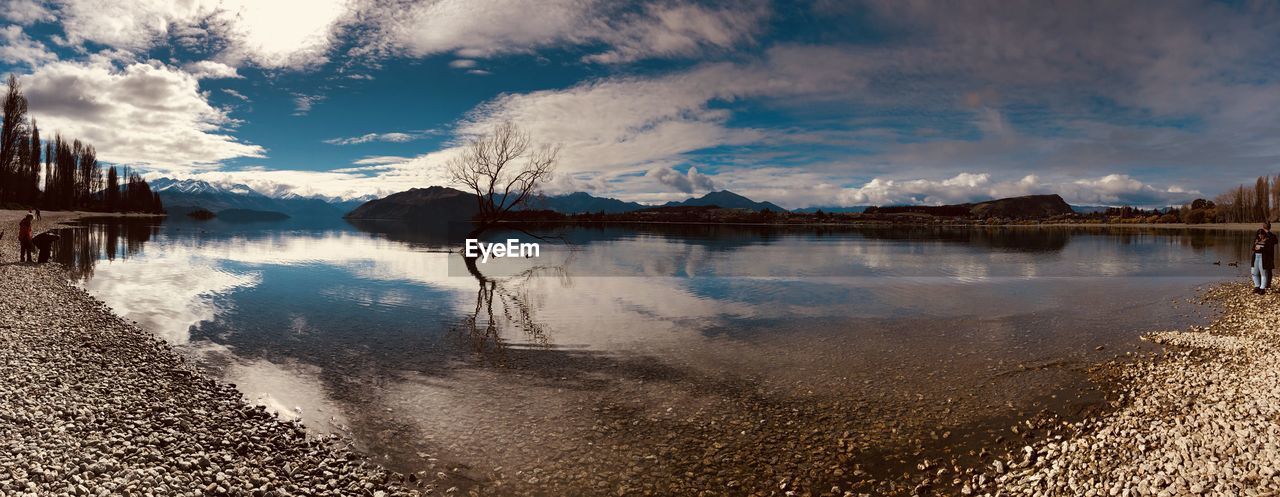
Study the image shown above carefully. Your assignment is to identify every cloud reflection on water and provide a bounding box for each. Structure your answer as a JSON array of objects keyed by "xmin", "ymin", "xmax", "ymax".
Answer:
[{"xmin": 62, "ymin": 220, "xmax": 1259, "ymax": 491}]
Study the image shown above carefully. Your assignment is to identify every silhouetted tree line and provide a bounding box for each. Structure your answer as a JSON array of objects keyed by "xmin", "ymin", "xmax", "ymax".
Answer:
[
  {"xmin": 0, "ymin": 74, "xmax": 163, "ymax": 213},
  {"xmin": 1175, "ymin": 175, "xmax": 1280, "ymax": 224},
  {"xmin": 1102, "ymin": 206, "xmax": 1164, "ymax": 218},
  {"xmin": 863, "ymin": 205, "xmax": 971, "ymax": 216}
]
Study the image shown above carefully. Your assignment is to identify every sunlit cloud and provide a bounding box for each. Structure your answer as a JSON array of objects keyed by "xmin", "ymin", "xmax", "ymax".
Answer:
[
  {"xmin": 21, "ymin": 59, "xmax": 265, "ymax": 169},
  {"xmin": 323, "ymin": 130, "xmax": 436, "ymax": 145}
]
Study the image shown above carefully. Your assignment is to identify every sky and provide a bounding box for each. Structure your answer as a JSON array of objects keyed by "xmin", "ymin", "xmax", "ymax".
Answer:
[{"xmin": 0, "ymin": 0, "xmax": 1277, "ymax": 208}]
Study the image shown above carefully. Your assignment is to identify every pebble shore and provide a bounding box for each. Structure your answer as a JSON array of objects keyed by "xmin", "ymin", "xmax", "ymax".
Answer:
[
  {"xmin": 967, "ymin": 282, "xmax": 1280, "ymax": 496},
  {"xmin": 0, "ymin": 212, "xmax": 420, "ymax": 496}
]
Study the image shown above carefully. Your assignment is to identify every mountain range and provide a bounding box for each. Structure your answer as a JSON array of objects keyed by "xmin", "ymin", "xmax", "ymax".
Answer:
[
  {"xmin": 153, "ymin": 178, "xmax": 1102, "ymax": 222},
  {"xmin": 152, "ymin": 178, "xmax": 374, "ymax": 218},
  {"xmin": 344, "ymin": 187, "xmax": 794, "ymax": 221}
]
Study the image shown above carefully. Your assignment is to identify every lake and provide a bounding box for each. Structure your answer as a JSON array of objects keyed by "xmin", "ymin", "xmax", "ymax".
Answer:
[{"xmin": 54, "ymin": 218, "xmax": 1253, "ymax": 494}]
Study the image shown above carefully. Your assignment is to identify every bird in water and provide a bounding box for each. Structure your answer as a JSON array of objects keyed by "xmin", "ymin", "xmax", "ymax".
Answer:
[{"xmin": 1213, "ymin": 261, "xmax": 1221, "ymax": 265}]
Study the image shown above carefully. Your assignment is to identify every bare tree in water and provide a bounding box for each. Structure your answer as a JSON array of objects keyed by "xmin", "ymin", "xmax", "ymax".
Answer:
[
  {"xmin": 447, "ymin": 121, "xmax": 559, "ymax": 237},
  {"xmin": 459, "ymin": 261, "xmax": 571, "ymax": 361}
]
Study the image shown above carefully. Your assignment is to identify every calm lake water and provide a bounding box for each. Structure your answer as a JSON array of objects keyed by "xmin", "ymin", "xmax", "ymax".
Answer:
[{"xmin": 54, "ymin": 218, "xmax": 1254, "ymax": 494}]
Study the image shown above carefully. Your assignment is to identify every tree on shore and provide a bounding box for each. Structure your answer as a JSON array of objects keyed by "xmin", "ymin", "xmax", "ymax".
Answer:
[
  {"xmin": 22, "ymin": 119, "xmax": 40, "ymax": 205},
  {"xmin": 1256, "ymin": 177, "xmax": 1270, "ymax": 223},
  {"xmin": 1199, "ymin": 175, "xmax": 1280, "ymax": 224},
  {"xmin": 105, "ymin": 166, "xmax": 119, "ymax": 211},
  {"xmin": 447, "ymin": 121, "xmax": 559, "ymax": 236},
  {"xmin": 0, "ymin": 72, "xmax": 162, "ymax": 213},
  {"xmin": 0, "ymin": 74, "xmax": 28, "ymax": 205}
]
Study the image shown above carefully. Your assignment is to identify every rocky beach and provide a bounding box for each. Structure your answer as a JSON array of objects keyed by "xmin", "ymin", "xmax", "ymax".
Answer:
[
  {"xmin": 962, "ymin": 283, "xmax": 1280, "ymax": 496},
  {"xmin": 0, "ymin": 211, "xmax": 419, "ymax": 496}
]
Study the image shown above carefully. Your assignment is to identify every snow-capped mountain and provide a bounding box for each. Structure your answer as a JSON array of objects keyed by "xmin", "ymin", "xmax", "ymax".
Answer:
[
  {"xmin": 151, "ymin": 177, "xmax": 377, "ymax": 218},
  {"xmin": 151, "ymin": 178, "xmax": 263, "ymax": 197}
]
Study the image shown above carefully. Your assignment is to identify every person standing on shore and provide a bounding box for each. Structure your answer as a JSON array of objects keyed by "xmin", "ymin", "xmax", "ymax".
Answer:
[
  {"xmin": 17, "ymin": 213, "xmax": 34, "ymax": 263},
  {"xmin": 1251, "ymin": 221, "xmax": 1278, "ymax": 295}
]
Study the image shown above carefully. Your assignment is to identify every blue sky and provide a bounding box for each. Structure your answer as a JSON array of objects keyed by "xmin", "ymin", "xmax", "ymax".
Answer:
[{"xmin": 1, "ymin": 0, "xmax": 1278, "ymax": 207}]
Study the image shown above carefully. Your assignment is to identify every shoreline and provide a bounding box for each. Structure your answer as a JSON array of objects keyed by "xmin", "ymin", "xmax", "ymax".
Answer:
[
  {"xmin": 0, "ymin": 210, "xmax": 420, "ymax": 495},
  {"xmin": 968, "ymin": 282, "xmax": 1280, "ymax": 495}
]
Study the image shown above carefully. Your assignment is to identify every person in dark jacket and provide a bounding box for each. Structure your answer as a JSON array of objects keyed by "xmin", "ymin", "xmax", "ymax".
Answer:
[
  {"xmin": 31, "ymin": 231, "xmax": 59, "ymax": 264},
  {"xmin": 17, "ymin": 213, "xmax": 34, "ymax": 263},
  {"xmin": 1251, "ymin": 221, "xmax": 1278, "ymax": 294}
]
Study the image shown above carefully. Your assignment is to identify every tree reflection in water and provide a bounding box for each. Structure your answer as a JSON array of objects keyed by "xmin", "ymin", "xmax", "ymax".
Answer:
[
  {"xmin": 458, "ymin": 252, "xmax": 570, "ymax": 360},
  {"xmin": 54, "ymin": 219, "xmax": 161, "ymax": 280}
]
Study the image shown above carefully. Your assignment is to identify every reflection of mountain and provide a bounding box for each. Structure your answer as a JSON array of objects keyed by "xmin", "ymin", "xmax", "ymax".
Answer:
[
  {"xmin": 344, "ymin": 218, "xmax": 459, "ymax": 248},
  {"xmin": 217, "ymin": 209, "xmax": 291, "ymax": 222},
  {"xmin": 153, "ymin": 178, "xmax": 372, "ymax": 218}
]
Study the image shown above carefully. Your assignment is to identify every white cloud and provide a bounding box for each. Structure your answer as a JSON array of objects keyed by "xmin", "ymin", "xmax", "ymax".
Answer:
[
  {"xmin": 425, "ymin": 45, "xmax": 865, "ymax": 180},
  {"xmin": 323, "ymin": 131, "xmax": 432, "ymax": 145},
  {"xmin": 646, "ymin": 165, "xmax": 715, "ymax": 193},
  {"xmin": 2, "ymin": 0, "xmax": 54, "ymax": 24},
  {"xmin": 183, "ymin": 60, "xmax": 240, "ymax": 79},
  {"xmin": 322, "ymin": 44, "xmax": 869, "ymax": 202},
  {"xmin": 292, "ymin": 93, "xmax": 324, "ymax": 116},
  {"xmin": 221, "ymin": 88, "xmax": 250, "ymax": 101},
  {"xmin": 824, "ymin": 172, "xmax": 1194, "ymax": 208},
  {"xmin": 166, "ymin": 165, "xmax": 449, "ymax": 200},
  {"xmin": 582, "ymin": 2, "xmax": 769, "ymax": 64},
  {"xmin": 0, "ymin": 25, "xmax": 57, "ymax": 67},
  {"xmin": 353, "ymin": 155, "xmax": 415, "ymax": 165},
  {"xmin": 448, "ymin": 59, "xmax": 476, "ymax": 68},
  {"xmin": 1063, "ymin": 174, "xmax": 1198, "ymax": 206},
  {"xmin": 353, "ymin": 0, "xmax": 768, "ymax": 64},
  {"xmin": 21, "ymin": 60, "xmax": 265, "ymax": 170},
  {"xmin": 47, "ymin": 0, "xmax": 353, "ymax": 69}
]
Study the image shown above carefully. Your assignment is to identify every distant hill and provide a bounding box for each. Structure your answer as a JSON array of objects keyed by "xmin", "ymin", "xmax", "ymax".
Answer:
[
  {"xmin": 866, "ymin": 194, "xmax": 1074, "ymax": 219},
  {"xmin": 967, "ymin": 194, "xmax": 1074, "ymax": 219},
  {"xmin": 344, "ymin": 186, "xmax": 478, "ymax": 222},
  {"xmin": 530, "ymin": 192, "xmax": 645, "ymax": 214},
  {"xmin": 664, "ymin": 190, "xmax": 788, "ymax": 212},
  {"xmin": 152, "ymin": 178, "xmax": 375, "ymax": 218}
]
